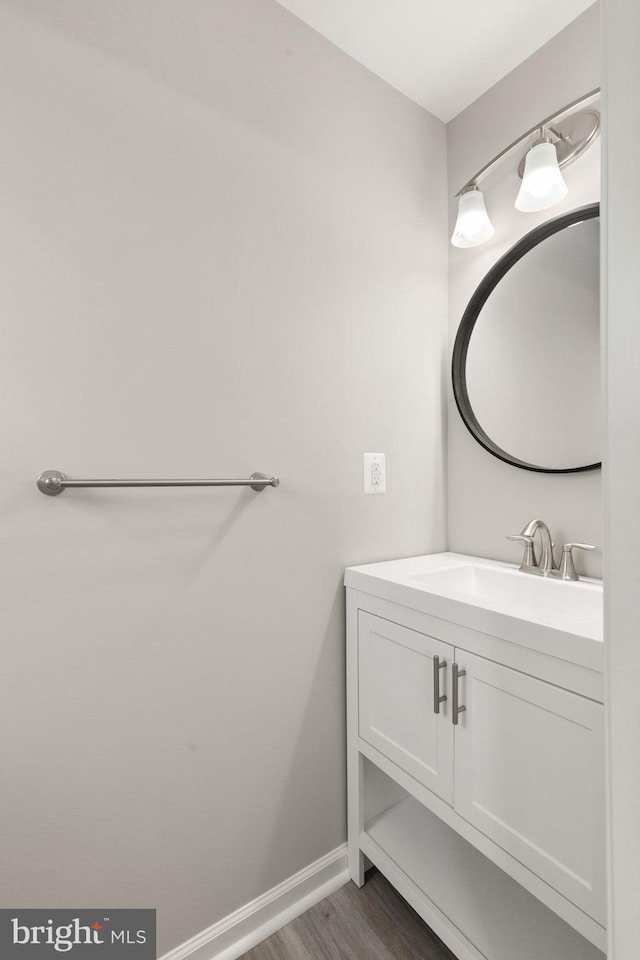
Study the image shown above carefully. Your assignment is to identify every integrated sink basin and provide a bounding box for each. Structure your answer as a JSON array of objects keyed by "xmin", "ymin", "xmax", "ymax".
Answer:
[
  {"xmin": 407, "ymin": 562, "xmax": 602, "ymax": 626},
  {"xmin": 345, "ymin": 552, "xmax": 603, "ymax": 671}
]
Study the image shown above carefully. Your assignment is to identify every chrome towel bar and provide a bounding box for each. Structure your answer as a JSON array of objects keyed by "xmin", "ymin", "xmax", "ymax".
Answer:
[{"xmin": 37, "ymin": 470, "xmax": 280, "ymax": 496}]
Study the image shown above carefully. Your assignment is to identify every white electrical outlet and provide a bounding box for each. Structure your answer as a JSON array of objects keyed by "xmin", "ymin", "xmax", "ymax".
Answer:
[{"xmin": 364, "ymin": 453, "xmax": 386, "ymax": 494}]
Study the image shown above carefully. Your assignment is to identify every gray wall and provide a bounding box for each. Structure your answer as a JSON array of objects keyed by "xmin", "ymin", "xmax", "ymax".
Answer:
[
  {"xmin": 447, "ymin": 4, "xmax": 603, "ymax": 577},
  {"xmin": 603, "ymin": 0, "xmax": 640, "ymax": 955},
  {"xmin": 0, "ymin": 1, "xmax": 447, "ymax": 954}
]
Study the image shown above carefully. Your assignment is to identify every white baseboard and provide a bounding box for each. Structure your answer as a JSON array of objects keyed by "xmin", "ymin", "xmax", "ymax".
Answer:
[{"xmin": 159, "ymin": 844, "xmax": 349, "ymax": 960}]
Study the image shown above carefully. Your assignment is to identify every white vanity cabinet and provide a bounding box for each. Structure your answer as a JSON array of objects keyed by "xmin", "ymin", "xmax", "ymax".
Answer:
[{"xmin": 346, "ymin": 555, "xmax": 606, "ymax": 960}]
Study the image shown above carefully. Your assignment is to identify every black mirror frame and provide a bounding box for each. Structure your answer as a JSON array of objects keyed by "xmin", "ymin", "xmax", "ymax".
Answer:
[{"xmin": 451, "ymin": 203, "xmax": 601, "ymax": 474}]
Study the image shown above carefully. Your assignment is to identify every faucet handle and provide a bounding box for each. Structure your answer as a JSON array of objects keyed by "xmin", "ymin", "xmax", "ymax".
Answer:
[
  {"xmin": 558, "ymin": 542, "xmax": 597, "ymax": 581},
  {"xmin": 507, "ymin": 534, "xmax": 537, "ymax": 569}
]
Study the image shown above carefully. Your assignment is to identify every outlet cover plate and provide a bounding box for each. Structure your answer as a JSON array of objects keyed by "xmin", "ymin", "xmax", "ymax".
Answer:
[{"xmin": 364, "ymin": 453, "xmax": 386, "ymax": 494}]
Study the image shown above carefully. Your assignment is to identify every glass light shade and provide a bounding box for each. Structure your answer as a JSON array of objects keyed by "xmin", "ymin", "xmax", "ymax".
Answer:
[
  {"xmin": 451, "ymin": 188, "xmax": 494, "ymax": 248},
  {"xmin": 515, "ymin": 141, "xmax": 568, "ymax": 212}
]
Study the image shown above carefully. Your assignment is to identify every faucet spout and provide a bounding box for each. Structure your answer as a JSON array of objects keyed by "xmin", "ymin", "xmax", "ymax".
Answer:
[{"xmin": 520, "ymin": 519, "xmax": 556, "ymax": 574}]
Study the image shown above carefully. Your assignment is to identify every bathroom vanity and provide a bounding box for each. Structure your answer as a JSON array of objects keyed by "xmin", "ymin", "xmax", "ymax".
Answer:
[{"xmin": 345, "ymin": 552, "xmax": 605, "ymax": 960}]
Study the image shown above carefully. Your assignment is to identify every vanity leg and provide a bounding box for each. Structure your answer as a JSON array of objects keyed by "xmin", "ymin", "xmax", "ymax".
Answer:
[
  {"xmin": 349, "ymin": 847, "xmax": 366, "ymax": 887},
  {"xmin": 348, "ymin": 752, "xmax": 365, "ymax": 886},
  {"xmin": 346, "ymin": 591, "xmax": 366, "ymax": 886}
]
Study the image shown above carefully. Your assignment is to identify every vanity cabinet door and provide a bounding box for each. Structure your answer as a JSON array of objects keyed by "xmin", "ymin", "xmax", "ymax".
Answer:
[
  {"xmin": 358, "ymin": 612, "xmax": 454, "ymax": 804},
  {"xmin": 453, "ymin": 651, "xmax": 606, "ymax": 924}
]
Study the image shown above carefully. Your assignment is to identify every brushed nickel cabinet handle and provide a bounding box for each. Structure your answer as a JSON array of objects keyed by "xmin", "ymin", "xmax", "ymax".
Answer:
[
  {"xmin": 452, "ymin": 663, "xmax": 466, "ymax": 725},
  {"xmin": 433, "ymin": 655, "xmax": 447, "ymax": 714}
]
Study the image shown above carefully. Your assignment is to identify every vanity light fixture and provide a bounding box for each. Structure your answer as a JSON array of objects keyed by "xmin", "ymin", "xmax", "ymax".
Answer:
[
  {"xmin": 515, "ymin": 133, "xmax": 568, "ymax": 212},
  {"xmin": 451, "ymin": 89, "xmax": 600, "ymax": 247},
  {"xmin": 451, "ymin": 185, "xmax": 495, "ymax": 248}
]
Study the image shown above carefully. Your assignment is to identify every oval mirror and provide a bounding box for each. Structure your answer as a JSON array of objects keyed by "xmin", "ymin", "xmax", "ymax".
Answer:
[{"xmin": 452, "ymin": 204, "xmax": 600, "ymax": 474}]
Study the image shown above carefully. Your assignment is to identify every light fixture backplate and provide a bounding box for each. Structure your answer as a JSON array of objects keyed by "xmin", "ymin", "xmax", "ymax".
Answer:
[{"xmin": 517, "ymin": 110, "xmax": 600, "ymax": 179}]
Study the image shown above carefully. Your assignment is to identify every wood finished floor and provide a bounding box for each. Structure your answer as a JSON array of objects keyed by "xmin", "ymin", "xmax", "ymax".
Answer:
[{"xmin": 237, "ymin": 869, "xmax": 459, "ymax": 960}]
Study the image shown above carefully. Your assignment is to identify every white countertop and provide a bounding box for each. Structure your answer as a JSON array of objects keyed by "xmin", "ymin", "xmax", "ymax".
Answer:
[{"xmin": 345, "ymin": 552, "xmax": 604, "ymax": 673}]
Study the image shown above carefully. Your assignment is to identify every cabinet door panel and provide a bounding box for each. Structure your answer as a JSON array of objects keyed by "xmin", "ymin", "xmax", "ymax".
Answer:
[
  {"xmin": 358, "ymin": 612, "xmax": 454, "ymax": 804},
  {"xmin": 454, "ymin": 651, "xmax": 606, "ymax": 924}
]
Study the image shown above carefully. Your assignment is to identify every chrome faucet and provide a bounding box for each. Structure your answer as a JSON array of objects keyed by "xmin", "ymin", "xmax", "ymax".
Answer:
[
  {"xmin": 507, "ymin": 518, "xmax": 556, "ymax": 576},
  {"xmin": 507, "ymin": 519, "xmax": 596, "ymax": 580}
]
